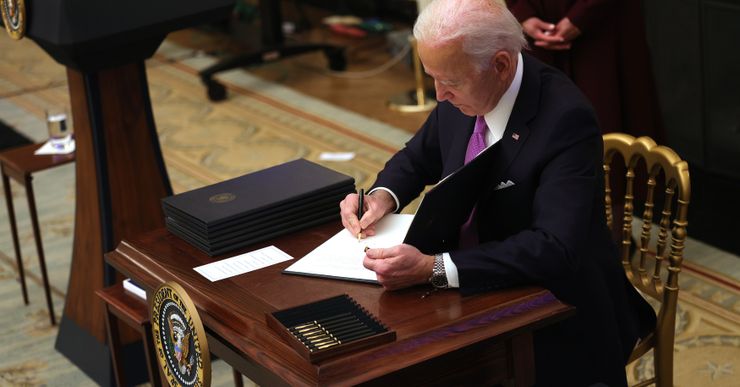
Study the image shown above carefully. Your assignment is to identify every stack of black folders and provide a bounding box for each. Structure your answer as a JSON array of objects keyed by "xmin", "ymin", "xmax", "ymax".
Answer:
[
  {"xmin": 266, "ymin": 294, "xmax": 395, "ymax": 363},
  {"xmin": 162, "ymin": 159, "xmax": 355, "ymax": 256}
]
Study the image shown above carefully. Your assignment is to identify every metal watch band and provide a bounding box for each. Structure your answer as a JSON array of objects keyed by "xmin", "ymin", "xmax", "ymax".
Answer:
[{"xmin": 430, "ymin": 253, "xmax": 448, "ymax": 289}]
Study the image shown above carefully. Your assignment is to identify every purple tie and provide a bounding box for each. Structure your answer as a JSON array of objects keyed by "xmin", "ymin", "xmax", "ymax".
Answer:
[
  {"xmin": 465, "ymin": 115, "xmax": 488, "ymax": 164},
  {"xmin": 459, "ymin": 116, "xmax": 488, "ymax": 248}
]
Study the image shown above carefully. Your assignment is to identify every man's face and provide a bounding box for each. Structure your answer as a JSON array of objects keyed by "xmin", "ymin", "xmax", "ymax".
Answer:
[{"xmin": 418, "ymin": 41, "xmax": 506, "ymax": 117}]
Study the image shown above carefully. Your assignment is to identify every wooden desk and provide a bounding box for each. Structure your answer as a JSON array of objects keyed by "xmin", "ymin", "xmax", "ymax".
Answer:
[{"xmin": 105, "ymin": 222, "xmax": 574, "ymax": 386}]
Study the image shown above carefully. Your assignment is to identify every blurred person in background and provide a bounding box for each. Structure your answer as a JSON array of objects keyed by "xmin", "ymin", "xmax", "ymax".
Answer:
[{"xmin": 506, "ymin": 0, "xmax": 664, "ymax": 141}]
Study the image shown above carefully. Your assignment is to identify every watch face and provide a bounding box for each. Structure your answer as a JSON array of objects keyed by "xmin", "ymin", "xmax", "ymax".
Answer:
[{"xmin": 431, "ymin": 272, "xmax": 448, "ymax": 288}]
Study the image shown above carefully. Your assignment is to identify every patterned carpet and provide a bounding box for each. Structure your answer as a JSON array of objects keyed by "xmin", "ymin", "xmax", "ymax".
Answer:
[{"xmin": 0, "ymin": 32, "xmax": 738, "ymax": 386}]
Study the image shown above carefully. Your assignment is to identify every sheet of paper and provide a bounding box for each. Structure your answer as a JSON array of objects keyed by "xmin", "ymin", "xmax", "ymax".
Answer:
[
  {"xmin": 283, "ymin": 214, "xmax": 413, "ymax": 283},
  {"xmin": 319, "ymin": 151, "xmax": 355, "ymax": 161},
  {"xmin": 194, "ymin": 245, "xmax": 294, "ymax": 282},
  {"xmin": 123, "ymin": 278, "xmax": 146, "ymax": 300},
  {"xmin": 34, "ymin": 139, "xmax": 76, "ymax": 155}
]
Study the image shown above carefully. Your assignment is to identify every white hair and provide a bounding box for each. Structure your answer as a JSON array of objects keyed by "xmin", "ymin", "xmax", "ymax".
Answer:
[{"xmin": 413, "ymin": 0, "xmax": 526, "ymax": 72}]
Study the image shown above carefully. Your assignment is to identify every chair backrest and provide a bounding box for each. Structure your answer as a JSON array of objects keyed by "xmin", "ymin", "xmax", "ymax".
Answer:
[{"xmin": 603, "ymin": 133, "xmax": 690, "ymax": 387}]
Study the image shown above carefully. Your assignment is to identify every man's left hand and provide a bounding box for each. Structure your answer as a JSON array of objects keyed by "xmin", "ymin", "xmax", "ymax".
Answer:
[{"xmin": 363, "ymin": 244, "xmax": 434, "ymax": 290}]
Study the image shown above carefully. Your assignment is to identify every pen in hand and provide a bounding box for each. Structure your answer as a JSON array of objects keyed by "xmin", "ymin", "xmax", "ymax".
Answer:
[{"xmin": 357, "ymin": 188, "xmax": 364, "ymax": 242}]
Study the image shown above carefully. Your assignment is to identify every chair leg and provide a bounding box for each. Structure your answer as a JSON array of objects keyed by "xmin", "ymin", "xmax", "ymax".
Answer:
[
  {"xmin": 233, "ymin": 369, "xmax": 244, "ymax": 387},
  {"xmin": 654, "ymin": 343, "xmax": 673, "ymax": 387},
  {"xmin": 24, "ymin": 178, "xmax": 56, "ymax": 325},
  {"xmin": 3, "ymin": 172, "xmax": 30, "ymax": 305}
]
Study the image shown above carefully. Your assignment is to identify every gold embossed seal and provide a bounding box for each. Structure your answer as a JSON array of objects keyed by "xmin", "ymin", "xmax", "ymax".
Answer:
[
  {"xmin": 208, "ymin": 192, "xmax": 236, "ymax": 204},
  {"xmin": 1, "ymin": 0, "xmax": 26, "ymax": 40},
  {"xmin": 151, "ymin": 282, "xmax": 211, "ymax": 387}
]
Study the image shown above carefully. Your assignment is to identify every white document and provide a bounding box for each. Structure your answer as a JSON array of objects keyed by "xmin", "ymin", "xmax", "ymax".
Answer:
[
  {"xmin": 34, "ymin": 139, "xmax": 76, "ymax": 155},
  {"xmin": 319, "ymin": 151, "xmax": 355, "ymax": 161},
  {"xmin": 194, "ymin": 245, "xmax": 294, "ymax": 282},
  {"xmin": 123, "ymin": 278, "xmax": 146, "ymax": 300},
  {"xmin": 283, "ymin": 214, "xmax": 414, "ymax": 283}
]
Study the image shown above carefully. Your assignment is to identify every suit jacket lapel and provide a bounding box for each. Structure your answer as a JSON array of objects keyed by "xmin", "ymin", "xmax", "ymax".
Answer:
[
  {"xmin": 485, "ymin": 54, "xmax": 540, "ymax": 187},
  {"xmin": 443, "ymin": 114, "xmax": 475, "ymax": 177}
]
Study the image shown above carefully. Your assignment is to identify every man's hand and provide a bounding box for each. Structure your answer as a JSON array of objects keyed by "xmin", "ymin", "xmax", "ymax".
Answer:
[
  {"xmin": 363, "ymin": 244, "xmax": 434, "ymax": 290},
  {"xmin": 340, "ymin": 190, "xmax": 395, "ymax": 237}
]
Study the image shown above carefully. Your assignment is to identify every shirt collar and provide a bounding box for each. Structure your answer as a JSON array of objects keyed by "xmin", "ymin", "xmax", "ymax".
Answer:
[{"xmin": 482, "ymin": 52, "xmax": 523, "ymax": 145}]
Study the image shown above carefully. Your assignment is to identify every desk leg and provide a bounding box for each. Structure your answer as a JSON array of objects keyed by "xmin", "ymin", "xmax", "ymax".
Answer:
[
  {"xmin": 24, "ymin": 176, "xmax": 56, "ymax": 325},
  {"xmin": 2, "ymin": 172, "xmax": 28, "ymax": 304},
  {"xmin": 233, "ymin": 369, "xmax": 244, "ymax": 387},
  {"xmin": 142, "ymin": 322, "xmax": 162, "ymax": 387},
  {"xmin": 104, "ymin": 304, "xmax": 127, "ymax": 387},
  {"xmin": 506, "ymin": 331, "xmax": 535, "ymax": 387}
]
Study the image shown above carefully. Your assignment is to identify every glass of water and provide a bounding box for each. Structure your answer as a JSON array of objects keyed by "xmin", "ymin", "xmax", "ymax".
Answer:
[{"xmin": 45, "ymin": 109, "xmax": 72, "ymax": 150}]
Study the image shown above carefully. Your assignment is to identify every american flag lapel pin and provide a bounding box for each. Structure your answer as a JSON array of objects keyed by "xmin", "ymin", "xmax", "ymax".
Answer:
[{"xmin": 512, "ymin": 132, "xmax": 520, "ymax": 141}]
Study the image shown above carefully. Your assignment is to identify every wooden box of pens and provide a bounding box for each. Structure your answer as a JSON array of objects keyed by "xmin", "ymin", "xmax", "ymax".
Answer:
[{"xmin": 266, "ymin": 294, "xmax": 395, "ymax": 363}]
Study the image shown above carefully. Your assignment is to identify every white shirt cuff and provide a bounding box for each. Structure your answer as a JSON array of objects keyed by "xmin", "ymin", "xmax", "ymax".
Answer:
[
  {"xmin": 368, "ymin": 187, "xmax": 400, "ymax": 213},
  {"xmin": 442, "ymin": 252, "xmax": 460, "ymax": 288}
]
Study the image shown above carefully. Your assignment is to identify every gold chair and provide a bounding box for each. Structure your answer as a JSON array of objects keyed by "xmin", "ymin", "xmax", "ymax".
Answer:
[{"xmin": 603, "ymin": 133, "xmax": 690, "ymax": 387}]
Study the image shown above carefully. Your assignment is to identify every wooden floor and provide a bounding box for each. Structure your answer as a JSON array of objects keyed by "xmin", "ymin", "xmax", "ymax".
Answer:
[{"xmin": 168, "ymin": 21, "xmax": 431, "ymax": 134}]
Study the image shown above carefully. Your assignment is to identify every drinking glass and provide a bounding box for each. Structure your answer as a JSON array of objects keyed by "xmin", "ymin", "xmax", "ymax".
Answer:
[{"xmin": 46, "ymin": 109, "xmax": 72, "ymax": 150}]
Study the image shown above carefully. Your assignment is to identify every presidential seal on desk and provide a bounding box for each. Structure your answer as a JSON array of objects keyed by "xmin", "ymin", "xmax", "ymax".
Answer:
[
  {"xmin": 1, "ymin": 0, "xmax": 25, "ymax": 40},
  {"xmin": 151, "ymin": 282, "xmax": 211, "ymax": 387}
]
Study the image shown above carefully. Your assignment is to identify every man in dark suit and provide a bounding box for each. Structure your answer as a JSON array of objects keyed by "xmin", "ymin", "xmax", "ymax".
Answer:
[{"xmin": 340, "ymin": 0, "xmax": 655, "ymax": 385}]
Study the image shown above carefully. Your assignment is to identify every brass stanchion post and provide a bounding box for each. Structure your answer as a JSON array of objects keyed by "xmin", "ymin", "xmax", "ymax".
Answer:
[{"xmin": 387, "ymin": 36, "xmax": 436, "ymax": 113}]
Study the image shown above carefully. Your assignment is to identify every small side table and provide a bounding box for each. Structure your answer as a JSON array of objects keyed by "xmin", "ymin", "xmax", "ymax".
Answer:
[{"xmin": 0, "ymin": 142, "xmax": 75, "ymax": 325}]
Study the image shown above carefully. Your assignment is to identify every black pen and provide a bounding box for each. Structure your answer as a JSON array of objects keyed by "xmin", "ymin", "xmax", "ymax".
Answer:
[{"xmin": 357, "ymin": 188, "xmax": 364, "ymax": 242}]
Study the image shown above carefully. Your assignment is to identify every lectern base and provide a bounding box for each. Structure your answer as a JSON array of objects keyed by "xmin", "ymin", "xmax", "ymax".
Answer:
[{"xmin": 55, "ymin": 317, "xmax": 148, "ymax": 386}]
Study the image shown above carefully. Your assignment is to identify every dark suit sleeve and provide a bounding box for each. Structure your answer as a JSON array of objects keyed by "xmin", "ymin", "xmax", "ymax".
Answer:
[
  {"xmin": 451, "ymin": 107, "xmax": 603, "ymax": 294},
  {"xmin": 371, "ymin": 107, "xmax": 445, "ymax": 211}
]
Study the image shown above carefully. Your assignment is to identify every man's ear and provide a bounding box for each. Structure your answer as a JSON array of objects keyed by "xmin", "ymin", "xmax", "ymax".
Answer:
[{"xmin": 491, "ymin": 51, "xmax": 513, "ymax": 79}]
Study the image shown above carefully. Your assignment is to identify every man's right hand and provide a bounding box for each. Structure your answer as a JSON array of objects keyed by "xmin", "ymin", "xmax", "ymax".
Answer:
[{"xmin": 339, "ymin": 190, "xmax": 395, "ymax": 237}]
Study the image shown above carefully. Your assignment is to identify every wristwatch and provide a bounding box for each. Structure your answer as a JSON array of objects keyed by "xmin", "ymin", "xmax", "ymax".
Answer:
[{"xmin": 429, "ymin": 254, "xmax": 449, "ymax": 289}]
